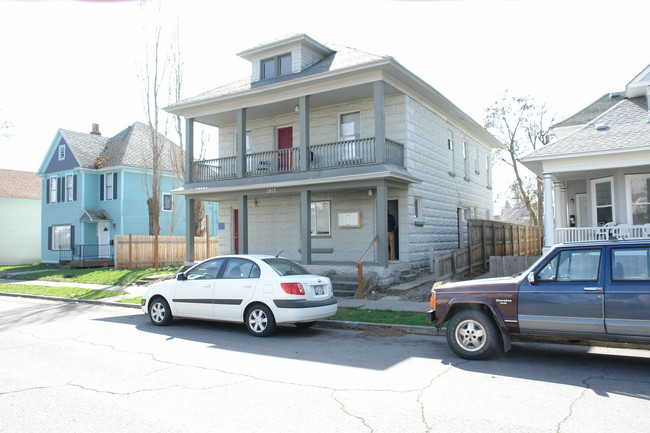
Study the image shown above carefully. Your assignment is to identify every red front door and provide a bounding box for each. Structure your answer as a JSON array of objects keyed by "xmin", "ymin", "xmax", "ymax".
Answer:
[{"xmin": 277, "ymin": 127, "xmax": 293, "ymax": 172}]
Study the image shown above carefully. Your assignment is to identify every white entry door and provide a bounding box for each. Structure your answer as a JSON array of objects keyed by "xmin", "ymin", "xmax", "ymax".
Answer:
[{"xmin": 98, "ymin": 223, "xmax": 111, "ymax": 258}]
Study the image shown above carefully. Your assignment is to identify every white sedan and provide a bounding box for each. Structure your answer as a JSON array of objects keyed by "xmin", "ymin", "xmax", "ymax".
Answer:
[{"xmin": 141, "ymin": 255, "xmax": 338, "ymax": 336}]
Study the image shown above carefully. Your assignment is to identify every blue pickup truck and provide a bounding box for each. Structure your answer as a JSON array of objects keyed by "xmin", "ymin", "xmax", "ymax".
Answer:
[{"xmin": 427, "ymin": 239, "xmax": 650, "ymax": 359}]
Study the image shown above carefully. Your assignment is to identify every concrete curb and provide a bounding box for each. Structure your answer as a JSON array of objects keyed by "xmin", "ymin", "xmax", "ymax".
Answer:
[{"xmin": 0, "ymin": 292, "xmax": 444, "ymax": 337}]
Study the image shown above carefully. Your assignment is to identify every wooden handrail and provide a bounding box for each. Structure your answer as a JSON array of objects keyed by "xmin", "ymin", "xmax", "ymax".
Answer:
[{"xmin": 356, "ymin": 236, "xmax": 378, "ymax": 298}]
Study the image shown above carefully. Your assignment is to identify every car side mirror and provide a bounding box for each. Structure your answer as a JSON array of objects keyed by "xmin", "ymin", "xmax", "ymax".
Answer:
[
  {"xmin": 527, "ymin": 272, "xmax": 536, "ymax": 285},
  {"xmin": 176, "ymin": 273, "xmax": 187, "ymax": 281}
]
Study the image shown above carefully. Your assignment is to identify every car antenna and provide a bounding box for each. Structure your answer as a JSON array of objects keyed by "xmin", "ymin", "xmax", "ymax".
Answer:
[{"xmin": 275, "ymin": 250, "xmax": 284, "ymax": 258}]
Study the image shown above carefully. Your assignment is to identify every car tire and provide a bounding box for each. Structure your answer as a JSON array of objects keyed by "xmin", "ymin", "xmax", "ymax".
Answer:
[
  {"xmin": 446, "ymin": 309, "xmax": 500, "ymax": 360},
  {"xmin": 245, "ymin": 304, "xmax": 276, "ymax": 337},
  {"xmin": 294, "ymin": 321, "xmax": 315, "ymax": 329},
  {"xmin": 149, "ymin": 297, "xmax": 173, "ymax": 326}
]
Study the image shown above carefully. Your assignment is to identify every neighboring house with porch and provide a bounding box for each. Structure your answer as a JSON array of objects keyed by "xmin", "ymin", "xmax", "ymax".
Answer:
[
  {"xmin": 521, "ymin": 64, "xmax": 650, "ymax": 246},
  {"xmin": 0, "ymin": 169, "xmax": 41, "ymax": 265},
  {"xmin": 37, "ymin": 122, "xmax": 189, "ymax": 265},
  {"xmin": 166, "ymin": 34, "xmax": 500, "ymax": 282}
]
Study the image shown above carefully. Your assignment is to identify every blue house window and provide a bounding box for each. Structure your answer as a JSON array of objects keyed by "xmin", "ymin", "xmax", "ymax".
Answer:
[
  {"xmin": 48, "ymin": 225, "xmax": 74, "ymax": 251},
  {"xmin": 58, "ymin": 145, "xmax": 65, "ymax": 161},
  {"xmin": 162, "ymin": 193, "xmax": 173, "ymax": 212},
  {"xmin": 100, "ymin": 172, "xmax": 118, "ymax": 201}
]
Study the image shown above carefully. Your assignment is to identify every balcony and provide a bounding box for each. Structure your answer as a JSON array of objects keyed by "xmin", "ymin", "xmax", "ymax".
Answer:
[
  {"xmin": 191, "ymin": 137, "xmax": 405, "ymax": 183},
  {"xmin": 555, "ymin": 224, "xmax": 650, "ymax": 243}
]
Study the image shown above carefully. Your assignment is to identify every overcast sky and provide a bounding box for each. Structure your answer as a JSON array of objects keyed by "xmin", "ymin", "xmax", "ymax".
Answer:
[{"xmin": 1, "ymin": 0, "xmax": 648, "ymax": 178}]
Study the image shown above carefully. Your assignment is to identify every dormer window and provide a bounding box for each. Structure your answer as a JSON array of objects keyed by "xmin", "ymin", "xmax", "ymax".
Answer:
[
  {"xmin": 58, "ymin": 145, "xmax": 65, "ymax": 160},
  {"xmin": 261, "ymin": 53, "xmax": 292, "ymax": 79}
]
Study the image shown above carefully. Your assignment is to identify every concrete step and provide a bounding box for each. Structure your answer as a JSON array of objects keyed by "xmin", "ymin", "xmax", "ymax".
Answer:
[{"xmin": 331, "ymin": 274, "xmax": 371, "ymax": 298}]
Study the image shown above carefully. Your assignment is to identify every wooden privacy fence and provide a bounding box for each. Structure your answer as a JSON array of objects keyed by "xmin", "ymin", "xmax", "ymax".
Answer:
[
  {"xmin": 114, "ymin": 235, "xmax": 219, "ymax": 269},
  {"xmin": 434, "ymin": 219, "xmax": 543, "ymax": 281}
]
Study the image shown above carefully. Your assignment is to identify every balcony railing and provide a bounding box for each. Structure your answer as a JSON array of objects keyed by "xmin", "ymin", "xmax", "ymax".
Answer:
[
  {"xmin": 190, "ymin": 137, "xmax": 404, "ymax": 183},
  {"xmin": 555, "ymin": 225, "xmax": 650, "ymax": 243}
]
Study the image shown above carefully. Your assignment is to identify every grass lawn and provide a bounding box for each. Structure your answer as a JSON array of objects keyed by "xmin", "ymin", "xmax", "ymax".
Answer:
[
  {"xmin": 118, "ymin": 297, "xmax": 142, "ymax": 304},
  {"xmin": 0, "ymin": 264, "xmax": 58, "ymax": 273},
  {"xmin": 0, "ymin": 284, "xmax": 124, "ymax": 300},
  {"xmin": 330, "ymin": 307, "xmax": 433, "ymax": 327},
  {"xmin": 8, "ymin": 266, "xmax": 178, "ymax": 286}
]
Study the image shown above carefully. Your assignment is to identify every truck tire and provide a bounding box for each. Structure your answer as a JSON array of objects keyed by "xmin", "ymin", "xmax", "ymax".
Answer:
[{"xmin": 446, "ymin": 309, "xmax": 500, "ymax": 360}]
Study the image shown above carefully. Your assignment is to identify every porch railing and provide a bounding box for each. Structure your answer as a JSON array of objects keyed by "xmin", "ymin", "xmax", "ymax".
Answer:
[
  {"xmin": 555, "ymin": 225, "xmax": 650, "ymax": 243},
  {"xmin": 59, "ymin": 244, "xmax": 114, "ymax": 266},
  {"xmin": 190, "ymin": 137, "xmax": 405, "ymax": 183}
]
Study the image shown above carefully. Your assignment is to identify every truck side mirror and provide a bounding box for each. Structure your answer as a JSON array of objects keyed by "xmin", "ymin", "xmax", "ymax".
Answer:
[{"xmin": 527, "ymin": 272, "xmax": 536, "ymax": 285}]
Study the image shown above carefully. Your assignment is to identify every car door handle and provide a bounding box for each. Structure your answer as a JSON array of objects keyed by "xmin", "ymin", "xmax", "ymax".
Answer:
[
  {"xmin": 583, "ymin": 287, "xmax": 603, "ymax": 292},
  {"xmin": 202, "ymin": 284, "xmax": 211, "ymax": 288},
  {"xmin": 243, "ymin": 284, "xmax": 253, "ymax": 288}
]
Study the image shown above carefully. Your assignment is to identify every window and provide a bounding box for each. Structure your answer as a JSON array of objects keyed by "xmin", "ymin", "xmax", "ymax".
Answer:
[
  {"xmin": 462, "ymin": 141, "xmax": 469, "ymax": 178},
  {"xmin": 447, "ymin": 130, "xmax": 455, "ymax": 174},
  {"xmin": 49, "ymin": 177, "xmax": 57, "ymax": 203},
  {"xmin": 261, "ymin": 53, "xmax": 292, "ymax": 79},
  {"xmin": 50, "ymin": 225, "xmax": 73, "ymax": 251},
  {"xmin": 187, "ymin": 258, "xmax": 225, "ymax": 280},
  {"xmin": 223, "ymin": 258, "xmax": 259, "ymax": 279},
  {"xmin": 591, "ymin": 177, "xmax": 614, "ymax": 226},
  {"xmin": 101, "ymin": 172, "xmax": 118, "ymax": 201},
  {"xmin": 474, "ymin": 147, "xmax": 480, "ymax": 174},
  {"xmin": 58, "ymin": 145, "xmax": 65, "ymax": 161},
  {"xmin": 414, "ymin": 197, "xmax": 422, "ymax": 222},
  {"xmin": 163, "ymin": 193, "xmax": 173, "ymax": 212},
  {"xmin": 311, "ymin": 201, "xmax": 331, "ymax": 236},
  {"xmin": 486, "ymin": 155, "xmax": 492, "ymax": 188},
  {"xmin": 626, "ymin": 174, "xmax": 650, "ymax": 225},
  {"xmin": 612, "ymin": 248, "xmax": 650, "ymax": 281},
  {"xmin": 66, "ymin": 175, "xmax": 74, "ymax": 202},
  {"xmin": 263, "ymin": 258, "xmax": 310, "ymax": 276},
  {"xmin": 537, "ymin": 249, "xmax": 601, "ymax": 282},
  {"xmin": 340, "ymin": 112, "xmax": 360, "ymax": 141}
]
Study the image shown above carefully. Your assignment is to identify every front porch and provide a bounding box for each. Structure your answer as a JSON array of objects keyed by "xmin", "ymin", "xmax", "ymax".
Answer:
[
  {"xmin": 59, "ymin": 244, "xmax": 114, "ymax": 268},
  {"xmin": 555, "ymin": 224, "xmax": 650, "ymax": 243}
]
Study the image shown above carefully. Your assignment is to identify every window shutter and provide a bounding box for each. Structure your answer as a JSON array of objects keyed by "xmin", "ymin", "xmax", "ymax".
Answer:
[
  {"xmin": 73, "ymin": 175, "xmax": 78, "ymax": 201},
  {"xmin": 70, "ymin": 225, "xmax": 75, "ymax": 251},
  {"xmin": 113, "ymin": 172, "xmax": 118, "ymax": 200},
  {"xmin": 100, "ymin": 174, "xmax": 104, "ymax": 201},
  {"xmin": 48, "ymin": 227, "xmax": 52, "ymax": 250},
  {"xmin": 45, "ymin": 179, "xmax": 50, "ymax": 204}
]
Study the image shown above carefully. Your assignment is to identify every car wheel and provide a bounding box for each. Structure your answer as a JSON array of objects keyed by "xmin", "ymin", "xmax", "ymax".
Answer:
[
  {"xmin": 149, "ymin": 297, "xmax": 173, "ymax": 326},
  {"xmin": 294, "ymin": 321, "xmax": 315, "ymax": 329},
  {"xmin": 446, "ymin": 309, "xmax": 499, "ymax": 360},
  {"xmin": 245, "ymin": 304, "xmax": 276, "ymax": 337}
]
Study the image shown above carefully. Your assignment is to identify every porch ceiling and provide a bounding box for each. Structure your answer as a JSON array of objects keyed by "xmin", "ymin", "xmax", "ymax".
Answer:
[{"xmin": 193, "ymin": 82, "xmax": 402, "ymax": 126}]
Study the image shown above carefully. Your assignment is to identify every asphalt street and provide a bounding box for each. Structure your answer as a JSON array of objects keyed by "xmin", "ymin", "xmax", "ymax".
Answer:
[{"xmin": 2, "ymin": 296, "xmax": 650, "ymax": 433}]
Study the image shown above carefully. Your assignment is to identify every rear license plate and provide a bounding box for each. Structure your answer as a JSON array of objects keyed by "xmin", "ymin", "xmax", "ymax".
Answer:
[{"xmin": 314, "ymin": 285, "xmax": 324, "ymax": 295}]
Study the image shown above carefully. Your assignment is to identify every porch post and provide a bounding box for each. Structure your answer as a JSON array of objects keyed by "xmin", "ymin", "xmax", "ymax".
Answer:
[
  {"xmin": 299, "ymin": 95, "xmax": 310, "ymax": 171},
  {"xmin": 559, "ymin": 185, "xmax": 568, "ymax": 228},
  {"xmin": 238, "ymin": 195, "xmax": 249, "ymax": 254},
  {"xmin": 543, "ymin": 173, "xmax": 555, "ymax": 247},
  {"xmin": 236, "ymin": 108, "xmax": 247, "ymax": 178},
  {"xmin": 373, "ymin": 81, "xmax": 386, "ymax": 164},
  {"xmin": 300, "ymin": 190, "xmax": 312, "ymax": 264},
  {"xmin": 376, "ymin": 183, "xmax": 389, "ymax": 266},
  {"xmin": 185, "ymin": 197, "xmax": 195, "ymax": 265},
  {"xmin": 185, "ymin": 118, "xmax": 194, "ymax": 183}
]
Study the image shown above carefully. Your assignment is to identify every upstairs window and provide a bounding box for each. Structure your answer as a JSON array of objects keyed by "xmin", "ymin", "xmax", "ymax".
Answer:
[
  {"xmin": 261, "ymin": 53, "xmax": 292, "ymax": 79},
  {"xmin": 163, "ymin": 193, "xmax": 173, "ymax": 212},
  {"xmin": 340, "ymin": 112, "xmax": 360, "ymax": 141},
  {"xmin": 447, "ymin": 130, "xmax": 455, "ymax": 175},
  {"xmin": 49, "ymin": 177, "xmax": 57, "ymax": 203},
  {"xmin": 101, "ymin": 172, "xmax": 118, "ymax": 201},
  {"xmin": 462, "ymin": 141, "xmax": 469, "ymax": 178},
  {"xmin": 58, "ymin": 145, "xmax": 66, "ymax": 160}
]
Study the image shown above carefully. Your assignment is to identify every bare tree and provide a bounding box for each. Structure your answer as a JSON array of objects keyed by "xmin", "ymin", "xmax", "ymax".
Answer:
[{"xmin": 484, "ymin": 91, "xmax": 555, "ymax": 229}]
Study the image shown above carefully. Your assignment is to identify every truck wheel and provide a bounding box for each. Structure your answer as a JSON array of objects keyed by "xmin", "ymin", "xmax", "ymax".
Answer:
[{"xmin": 446, "ymin": 310, "xmax": 500, "ymax": 360}]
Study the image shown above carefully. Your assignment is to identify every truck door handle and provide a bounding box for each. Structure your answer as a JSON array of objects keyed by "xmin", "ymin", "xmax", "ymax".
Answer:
[{"xmin": 583, "ymin": 287, "xmax": 603, "ymax": 292}]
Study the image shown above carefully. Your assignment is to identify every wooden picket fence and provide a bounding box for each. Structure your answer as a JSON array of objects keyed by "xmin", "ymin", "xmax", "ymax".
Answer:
[
  {"xmin": 114, "ymin": 234, "xmax": 219, "ymax": 269},
  {"xmin": 434, "ymin": 219, "xmax": 543, "ymax": 280}
]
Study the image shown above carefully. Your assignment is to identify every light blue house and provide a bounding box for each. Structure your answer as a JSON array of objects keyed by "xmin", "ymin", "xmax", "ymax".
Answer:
[{"xmin": 37, "ymin": 122, "xmax": 194, "ymax": 265}]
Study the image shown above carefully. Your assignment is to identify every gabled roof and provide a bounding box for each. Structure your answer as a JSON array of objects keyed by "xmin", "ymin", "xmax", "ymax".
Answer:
[
  {"xmin": 552, "ymin": 92, "xmax": 624, "ymax": 129},
  {"xmin": 59, "ymin": 129, "xmax": 109, "ymax": 169},
  {"xmin": 522, "ymin": 96, "xmax": 650, "ymax": 161},
  {"xmin": 97, "ymin": 122, "xmax": 180, "ymax": 172},
  {"xmin": 0, "ymin": 169, "xmax": 41, "ymax": 200}
]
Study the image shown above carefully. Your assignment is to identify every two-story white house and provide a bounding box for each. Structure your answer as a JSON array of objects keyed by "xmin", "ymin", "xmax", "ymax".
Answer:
[
  {"xmin": 167, "ymin": 34, "xmax": 499, "ymax": 282},
  {"xmin": 521, "ymin": 64, "xmax": 650, "ymax": 246}
]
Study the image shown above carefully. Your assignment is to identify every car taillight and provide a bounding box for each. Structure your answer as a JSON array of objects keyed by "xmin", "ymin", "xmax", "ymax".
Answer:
[
  {"xmin": 281, "ymin": 282, "xmax": 305, "ymax": 295},
  {"xmin": 430, "ymin": 290, "xmax": 436, "ymax": 309}
]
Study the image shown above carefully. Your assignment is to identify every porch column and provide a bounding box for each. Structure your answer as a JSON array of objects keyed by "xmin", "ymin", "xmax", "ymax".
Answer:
[
  {"xmin": 373, "ymin": 81, "xmax": 386, "ymax": 164},
  {"xmin": 236, "ymin": 108, "xmax": 247, "ymax": 178},
  {"xmin": 238, "ymin": 195, "xmax": 249, "ymax": 254},
  {"xmin": 299, "ymin": 95, "xmax": 310, "ymax": 171},
  {"xmin": 376, "ymin": 184, "xmax": 389, "ymax": 266},
  {"xmin": 543, "ymin": 172, "xmax": 555, "ymax": 247},
  {"xmin": 185, "ymin": 197, "xmax": 195, "ymax": 265},
  {"xmin": 559, "ymin": 185, "xmax": 568, "ymax": 228},
  {"xmin": 300, "ymin": 190, "xmax": 312, "ymax": 264},
  {"xmin": 185, "ymin": 118, "xmax": 194, "ymax": 183}
]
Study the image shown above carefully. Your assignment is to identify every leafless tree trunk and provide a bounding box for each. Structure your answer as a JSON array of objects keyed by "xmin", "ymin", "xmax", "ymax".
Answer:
[{"xmin": 484, "ymin": 91, "xmax": 555, "ymax": 231}]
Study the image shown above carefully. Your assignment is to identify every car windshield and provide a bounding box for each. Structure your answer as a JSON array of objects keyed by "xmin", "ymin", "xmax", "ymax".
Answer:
[{"xmin": 263, "ymin": 258, "xmax": 311, "ymax": 276}]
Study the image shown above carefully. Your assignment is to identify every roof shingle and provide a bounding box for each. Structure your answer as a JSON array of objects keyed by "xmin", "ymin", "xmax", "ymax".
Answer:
[{"xmin": 0, "ymin": 169, "xmax": 41, "ymax": 200}]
